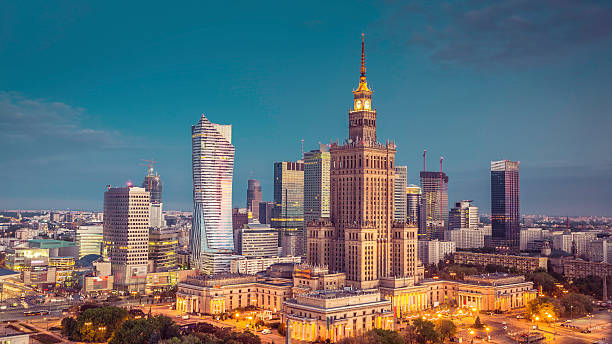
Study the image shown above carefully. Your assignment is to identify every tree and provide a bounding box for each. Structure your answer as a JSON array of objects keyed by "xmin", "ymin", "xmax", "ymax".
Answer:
[
  {"xmin": 109, "ymin": 315, "xmax": 179, "ymax": 344},
  {"xmin": 560, "ymin": 293, "xmax": 593, "ymax": 318},
  {"xmin": 526, "ymin": 297, "xmax": 560, "ymax": 321},
  {"xmin": 435, "ymin": 319, "xmax": 456, "ymax": 341},
  {"xmin": 61, "ymin": 317, "xmax": 78, "ymax": 339},
  {"xmin": 474, "ymin": 316, "xmax": 483, "ymax": 329},
  {"xmin": 412, "ymin": 318, "xmax": 441, "ymax": 344}
]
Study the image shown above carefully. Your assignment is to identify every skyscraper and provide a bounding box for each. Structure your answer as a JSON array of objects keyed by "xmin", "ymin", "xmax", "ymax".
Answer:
[
  {"xmin": 258, "ymin": 201, "xmax": 275, "ymax": 225},
  {"xmin": 304, "ymin": 144, "xmax": 331, "ymax": 222},
  {"xmin": 393, "ymin": 166, "xmax": 408, "ymax": 222},
  {"xmin": 148, "ymin": 228, "xmax": 178, "ymax": 272},
  {"xmin": 307, "ymin": 35, "xmax": 418, "ymax": 289},
  {"xmin": 490, "ymin": 160, "xmax": 520, "ymax": 249},
  {"xmin": 246, "ymin": 179, "xmax": 262, "ymax": 223},
  {"xmin": 142, "ymin": 164, "xmax": 164, "ymax": 228},
  {"xmin": 448, "ymin": 200, "xmax": 479, "ymax": 230},
  {"xmin": 420, "ymin": 171, "xmax": 449, "ymax": 240},
  {"xmin": 406, "ymin": 185, "xmax": 421, "ymax": 226},
  {"xmin": 103, "ymin": 186, "xmax": 149, "ymax": 292},
  {"xmin": 190, "ymin": 114, "xmax": 235, "ymax": 273},
  {"xmin": 271, "ymin": 161, "xmax": 305, "ymax": 256}
]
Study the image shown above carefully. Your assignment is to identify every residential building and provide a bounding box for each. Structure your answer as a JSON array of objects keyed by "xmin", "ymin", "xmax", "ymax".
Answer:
[
  {"xmin": 246, "ymin": 179, "xmax": 263, "ymax": 223},
  {"xmin": 490, "ymin": 160, "xmax": 520, "ymax": 249},
  {"xmin": 589, "ymin": 239, "xmax": 611, "ymax": 263},
  {"xmin": 519, "ymin": 228, "xmax": 543, "ymax": 251},
  {"xmin": 190, "ymin": 114, "xmax": 235, "ymax": 273},
  {"xmin": 148, "ymin": 228, "xmax": 178, "ymax": 272},
  {"xmin": 394, "ymin": 166, "xmax": 408, "ymax": 222},
  {"xmin": 448, "ymin": 200, "xmax": 479, "ymax": 230},
  {"xmin": 571, "ymin": 232, "xmax": 598, "ymax": 257},
  {"xmin": 236, "ymin": 224, "xmax": 279, "ymax": 258},
  {"xmin": 304, "ymin": 144, "xmax": 331, "ymax": 222},
  {"xmin": 406, "ymin": 185, "xmax": 421, "ymax": 226},
  {"xmin": 445, "ymin": 228, "xmax": 485, "ymax": 249},
  {"xmin": 552, "ymin": 233, "xmax": 573, "ymax": 254},
  {"xmin": 103, "ymin": 186, "xmax": 150, "ymax": 292},
  {"xmin": 417, "ymin": 240, "xmax": 456, "ymax": 265},
  {"xmin": 554, "ymin": 258, "xmax": 612, "ymax": 279},
  {"xmin": 76, "ymin": 222, "xmax": 103, "ymax": 258},
  {"xmin": 272, "ymin": 161, "xmax": 305, "ymax": 257},
  {"xmin": 420, "ymin": 171, "xmax": 449, "ymax": 240},
  {"xmin": 453, "ymin": 252, "xmax": 547, "ymax": 272}
]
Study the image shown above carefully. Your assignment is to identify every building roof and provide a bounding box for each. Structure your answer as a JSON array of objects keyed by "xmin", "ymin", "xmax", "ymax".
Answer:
[{"xmin": 27, "ymin": 239, "xmax": 76, "ymax": 248}]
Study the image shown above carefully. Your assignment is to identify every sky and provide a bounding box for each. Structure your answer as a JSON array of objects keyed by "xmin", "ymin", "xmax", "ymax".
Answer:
[{"xmin": 1, "ymin": 1, "xmax": 611, "ymax": 216}]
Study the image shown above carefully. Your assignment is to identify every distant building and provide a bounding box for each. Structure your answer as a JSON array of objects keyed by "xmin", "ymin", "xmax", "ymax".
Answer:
[
  {"xmin": 271, "ymin": 161, "xmax": 305, "ymax": 256},
  {"xmin": 232, "ymin": 208, "xmax": 249, "ymax": 229},
  {"xmin": 490, "ymin": 160, "xmax": 520, "ymax": 249},
  {"xmin": 571, "ymin": 232, "xmax": 598, "ymax": 257},
  {"xmin": 304, "ymin": 144, "xmax": 331, "ymax": 222},
  {"xmin": 190, "ymin": 114, "xmax": 235, "ymax": 273},
  {"xmin": 142, "ymin": 165, "xmax": 164, "ymax": 228},
  {"xmin": 589, "ymin": 239, "xmax": 612, "ymax": 263},
  {"xmin": 446, "ymin": 228, "xmax": 485, "ymax": 249},
  {"xmin": 417, "ymin": 240, "xmax": 456, "ymax": 265},
  {"xmin": 453, "ymin": 252, "xmax": 547, "ymax": 272},
  {"xmin": 448, "ymin": 200, "xmax": 479, "ymax": 230},
  {"xmin": 149, "ymin": 228, "xmax": 178, "ymax": 272},
  {"xmin": 246, "ymin": 179, "xmax": 262, "ymax": 223},
  {"xmin": 420, "ymin": 171, "xmax": 449, "ymax": 240},
  {"xmin": 236, "ymin": 224, "xmax": 279, "ymax": 258},
  {"xmin": 76, "ymin": 223, "xmax": 103, "ymax": 258},
  {"xmin": 394, "ymin": 166, "xmax": 408, "ymax": 222},
  {"xmin": 552, "ymin": 233, "xmax": 573, "ymax": 254},
  {"xmin": 406, "ymin": 185, "xmax": 422, "ymax": 226},
  {"xmin": 230, "ymin": 256, "xmax": 302, "ymax": 275},
  {"xmin": 258, "ymin": 202, "xmax": 275, "ymax": 225},
  {"xmin": 103, "ymin": 186, "xmax": 149, "ymax": 292},
  {"xmin": 519, "ymin": 228, "xmax": 543, "ymax": 251}
]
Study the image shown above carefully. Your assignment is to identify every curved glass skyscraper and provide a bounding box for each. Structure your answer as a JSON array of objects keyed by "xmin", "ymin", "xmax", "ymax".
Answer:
[{"xmin": 190, "ymin": 114, "xmax": 235, "ymax": 271}]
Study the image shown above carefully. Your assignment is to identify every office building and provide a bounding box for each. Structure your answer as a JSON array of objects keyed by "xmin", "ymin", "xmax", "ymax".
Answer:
[
  {"xmin": 142, "ymin": 165, "xmax": 164, "ymax": 228},
  {"xmin": 190, "ymin": 114, "xmax": 235, "ymax": 272},
  {"xmin": 448, "ymin": 200, "xmax": 479, "ymax": 230},
  {"xmin": 420, "ymin": 171, "xmax": 449, "ymax": 240},
  {"xmin": 519, "ymin": 228, "xmax": 543, "ymax": 251},
  {"xmin": 246, "ymin": 179, "xmax": 262, "ymax": 223},
  {"xmin": 445, "ymin": 228, "xmax": 485, "ymax": 249},
  {"xmin": 417, "ymin": 240, "xmax": 456, "ymax": 265},
  {"xmin": 453, "ymin": 252, "xmax": 547, "ymax": 272},
  {"xmin": 76, "ymin": 222, "xmax": 103, "ymax": 258},
  {"xmin": 394, "ymin": 166, "xmax": 408, "ymax": 222},
  {"xmin": 304, "ymin": 144, "xmax": 331, "ymax": 222},
  {"xmin": 103, "ymin": 186, "xmax": 150, "ymax": 292},
  {"xmin": 236, "ymin": 224, "xmax": 279, "ymax": 258},
  {"xmin": 308, "ymin": 36, "xmax": 418, "ymax": 288},
  {"xmin": 271, "ymin": 161, "xmax": 305, "ymax": 256},
  {"xmin": 148, "ymin": 228, "xmax": 178, "ymax": 272},
  {"xmin": 406, "ymin": 185, "xmax": 421, "ymax": 226},
  {"xmin": 230, "ymin": 256, "xmax": 302, "ymax": 275},
  {"xmin": 490, "ymin": 160, "xmax": 520, "ymax": 249},
  {"xmin": 258, "ymin": 201, "xmax": 275, "ymax": 225}
]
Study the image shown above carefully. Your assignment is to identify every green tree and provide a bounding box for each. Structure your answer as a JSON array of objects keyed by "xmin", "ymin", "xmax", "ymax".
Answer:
[
  {"xmin": 526, "ymin": 297, "xmax": 561, "ymax": 321},
  {"xmin": 435, "ymin": 319, "xmax": 456, "ymax": 341},
  {"xmin": 412, "ymin": 318, "xmax": 441, "ymax": 344},
  {"xmin": 560, "ymin": 293, "xmax": 593, "ymax": 318},
  {"xmin": 527, "ymin": 271, "xmax": 558, "ymax": 294},
  {"xmin": 474, "ymin": 316, "xmax": 483, "ymax": 329},
  {"xmin": 61, "ymin": 317, "xmax": 78, "ymax": 340},
  {"xmin": 109, "ymin": 315, "xmax": 179, "ymax": 344}
]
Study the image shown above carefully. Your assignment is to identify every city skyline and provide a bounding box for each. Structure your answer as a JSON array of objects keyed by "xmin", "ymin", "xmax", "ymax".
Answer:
[{"xmin": 1, "ymin": 2, "xmax": 612, "ymax": 216}]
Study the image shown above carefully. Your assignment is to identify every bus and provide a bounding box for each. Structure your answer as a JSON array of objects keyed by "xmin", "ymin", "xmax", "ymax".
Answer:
[{"xmin": 24, "ymin": 310, "xmax": 50, "ymax": 317}]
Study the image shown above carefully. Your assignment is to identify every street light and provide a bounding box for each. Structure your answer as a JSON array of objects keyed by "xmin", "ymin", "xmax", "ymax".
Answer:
[
  {"xmin": 469, "ymin": 329, "xmax": 475, "ymax": 344},
  {"xmin": 485, "ymin": 327, "xmax": 490, "ymax": 341}
]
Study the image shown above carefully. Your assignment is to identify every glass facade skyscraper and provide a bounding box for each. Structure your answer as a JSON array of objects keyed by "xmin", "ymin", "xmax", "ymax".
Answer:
[
  {"xmin": 419, "ymin": 171, "xmax": 448, "ymax": 240},
  {"xmin": 490, "ymin": 160, "xmax": 520, "ymax": 249},
  {"xmin": 406, "ymin": 184, "xmax": 422, "ymax": 226},
  {"xmin": 271, "ymin": 161, "xmax": 305, "ymax": 256},
  {"xmin": 190, "ymin": 114, "xmax": 235, "ymax": 270},
  {"xmin": 246, "ymin": 179, "xmax": 262, "ymax": 223},
  {"xmin": 304, "ymin": 144, "xmax": 331, "ymax": 222}
]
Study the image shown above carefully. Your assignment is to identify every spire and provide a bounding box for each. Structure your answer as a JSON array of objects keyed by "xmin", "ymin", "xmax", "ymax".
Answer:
[{"xmin": 360, "ymin": 33, "xmax": 366, "ymax": 81}]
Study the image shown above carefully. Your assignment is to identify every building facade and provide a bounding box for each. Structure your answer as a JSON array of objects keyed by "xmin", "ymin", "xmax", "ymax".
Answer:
[
  {"xmin": 417, "ymin": 240, "xmax": 456, "ymax": 265},
  {"xmin": 149, "ymin": 228, "xmax": 178, "ymax": 272},
  {"xmin": 230, "ymin": 256, "xmax": 302, "ymax": 275},
  {"xmin": 448, "ymin": 200, "xmax": 479, "ymax": 230},
  {"xmin": 445, "ymin": 228, "xmax": 485, "ymax": 249},
  {"xmin": 142, "ymin": 165, "xmax": 164, "ymax": 228},
  {"xmin": 272, "ymin": 161, "xmax": 305, "ymax": 257},
  {"xmin": 453, "ymin": 252, "xmax": 547, "ymax": 272},
  {"xmin": 394, "ymin": 166, "xmax": 408, "ymax": 222},
  {"xmin": 76, "ymin": 223, "xmax": 103, "ymax": 258},
  {"xmin": 246, "ymin": 179, "xmax": 263, "ymax": 223},
  {"xmin": 190, "ymin": 114, "xmax": 235, "ymax": 272},
  {"xmin": 420, "ymin": 171, "xmax": 449, "ymax": 240},
  {"xmin": 490, "ymin": 160, "xmax": 520, "ymax": 249},
  {"xmin": 258, "ymin": 202, "xmax": 275, "ymax": 225},
  {"xmin": 103, "ymin": 186, "xmax": 150, "ymax": 292},
  {"xmin": 406, "ymin": 185, "xmax": 421, "ymax": 226},
  {"xmin": 236, "ymin": 224, "xmax": 279, "ymax": 258},
  {"xmin": 304, "ymin": 144, "xmax": 331, "ymax": 222}
]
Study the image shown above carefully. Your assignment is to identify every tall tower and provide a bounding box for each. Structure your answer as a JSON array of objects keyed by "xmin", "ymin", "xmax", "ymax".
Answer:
[
  {"xmin": 103, "ymin": 186, "xmax": 150, "ymax": 292},
  {"xmin": 304, "ymin": 144, "xmax": 331, "ymax": 222},
  {"xmin": 321, "ymin": 35, "xmax": 417, "ymax": 289},
  {"xmin": 406, "ymin": 184, "xmax": 422, "ymax": 226},
  {"xmin": 246, "ymin": 179, "xmax": 263, "ymax": 223},
  {"xmin": 271, "ymin": 161, "xmax": 305, "ymax": 257},
  {"xmin": 419, "ymin": 171, "xmax": 448, "ymax": 239},
  {"xmin": 190, "ymin": 114, "xmax": 235, "ymax": 273},
  {"xmin": 394, "ymin": 166, "xmax": 408, "ymax": 222},
  {"xmin": 490, "ymin": 160, "xmax": 520, "ymax": 249},
  {"xmin": 142, "ymin": 164, "xmax": 164, "ymax": 228}
]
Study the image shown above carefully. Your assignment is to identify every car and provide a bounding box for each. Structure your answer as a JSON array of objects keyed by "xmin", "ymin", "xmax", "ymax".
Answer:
[
  {"xmin": 182, "ymin": 315, "xmax": 190, "ymax": 320},
  {"xmin": 503, "ymin": 326, "xmax": 508, "ymax": 330},
  {"xmin": 516, "ymin": 315, "xmax": 524, "ymax": 319},
  {"xmin": 502, "ymin": 322, "xmax": 507, "ymax": 325},
  {"xmin": 261, "ymin": 329, "xmax": 271, "ymax": 334}
]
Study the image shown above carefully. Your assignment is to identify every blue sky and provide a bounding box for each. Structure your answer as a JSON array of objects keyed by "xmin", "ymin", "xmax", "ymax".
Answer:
[{"xmin": 1, "ymin": 1, "xmax": 611, "ymax": 216}]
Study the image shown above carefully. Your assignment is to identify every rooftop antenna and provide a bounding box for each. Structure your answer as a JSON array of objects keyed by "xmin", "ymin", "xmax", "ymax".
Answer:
[{"xmin": 422, "ymin": 150, "xmax": 427, "ymax": 172}]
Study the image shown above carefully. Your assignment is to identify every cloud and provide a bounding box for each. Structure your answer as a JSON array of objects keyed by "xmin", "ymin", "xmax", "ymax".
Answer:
[
  {"xmin": 386, "ymin": 0, "xmax": 612, "ymax": 66},
  {"xmin": 0, "ymin": 91, "xmax": 124, "ymax": 163}
]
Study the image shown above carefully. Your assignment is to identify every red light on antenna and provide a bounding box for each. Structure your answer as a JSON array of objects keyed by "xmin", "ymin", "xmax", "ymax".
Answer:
[{"xmin": 126, "ymin": 181, "xmax": 133, "ymax": 187}]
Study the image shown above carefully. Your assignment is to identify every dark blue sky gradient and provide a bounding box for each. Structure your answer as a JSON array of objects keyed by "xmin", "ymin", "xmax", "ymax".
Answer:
[{"xmin": 1, "ymin": 1, "xmax": 611, "ymax": 215}]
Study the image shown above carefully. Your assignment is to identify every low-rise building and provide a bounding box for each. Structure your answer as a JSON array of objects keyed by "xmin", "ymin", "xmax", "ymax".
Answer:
[
  {"xmin": 453, "ymin": 252, "xmax": 547, "ymax": 272},
  {"xmin": 418, "ymin": 240, "xmax": 456, "ymax": 265},
  {"xmin": 230, "ymin": 256, "xmax": 301, "ymax": 275}
]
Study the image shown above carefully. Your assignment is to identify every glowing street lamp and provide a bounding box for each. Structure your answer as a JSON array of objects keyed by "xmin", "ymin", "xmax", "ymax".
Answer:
[{"xmin": 485, "ymin": 327, "xmax": 491, "ymax": 341}]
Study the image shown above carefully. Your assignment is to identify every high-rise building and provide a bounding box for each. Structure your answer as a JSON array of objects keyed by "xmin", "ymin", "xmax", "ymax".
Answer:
[
  {"xmin": 406, "ymin": 184, "xmax": 421, "ymax": 226},
  {"xmin": 190, "ymin": 114, "xmax": 235, "ymax": 273},
  {"xmin": 76, "ymin": 222, "xmax": 103, "ymax": 259},
  {"xmin": 307, "ymin": 35, "xmax": 418, "ymax": 289},
  {"xmin": 490, "ymin": 160, "xmax": 520, "ymax": 249},
  {"xmin": 258, "ymin": 201, "xmax": 275, "ymax": 225},
  {"xmin": 148, "ymin": 228, "xmax": 178, "ymax": 272},
  {"xmin": 271, "ymin": 161, "xmax": 305, "ymax": 256},
  {"xmin": 246, "ymin": 179, "xmax": 262, "ymax": 223},
  {"xmin": 417, "ymin": 240, "xmax": 456, "ymax": 265},
  {"xmin": 236, "ymin": 224, "xmax": 279, "ymax": 258},
  {"xmin": 448, "ymin": 200, "xmax": 479, "ymax": 230},
  {"xmin": 142, "ymin": 165, "xmax": 164, "ymax": 228},
  {"xmin": 445, "ymin": 228, "xmax": 485, "ymax": 249},
  {"xmin": 420, "ymin": 171, "xmax": 448, "ymax": 240},
  {"xmin": 304, "ymin": 144, "xmax": 331, "ymax": 222},
  {"xmin": 394, "ymin": 166, "xmax": 408, "ymax": 222},
  {"xmin": 103, "ymin": 186, "xmax": 149, "ymax": 292}
]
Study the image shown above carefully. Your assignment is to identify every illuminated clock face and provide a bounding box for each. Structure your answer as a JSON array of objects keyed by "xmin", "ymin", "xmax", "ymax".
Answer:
[
  {"xmin": 364, "ymin": 100, "xmax": 370, "ymax": 110},
  {"xmin": 355, "ymin": 100, "xmax": 362, "ymax": 109}
]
